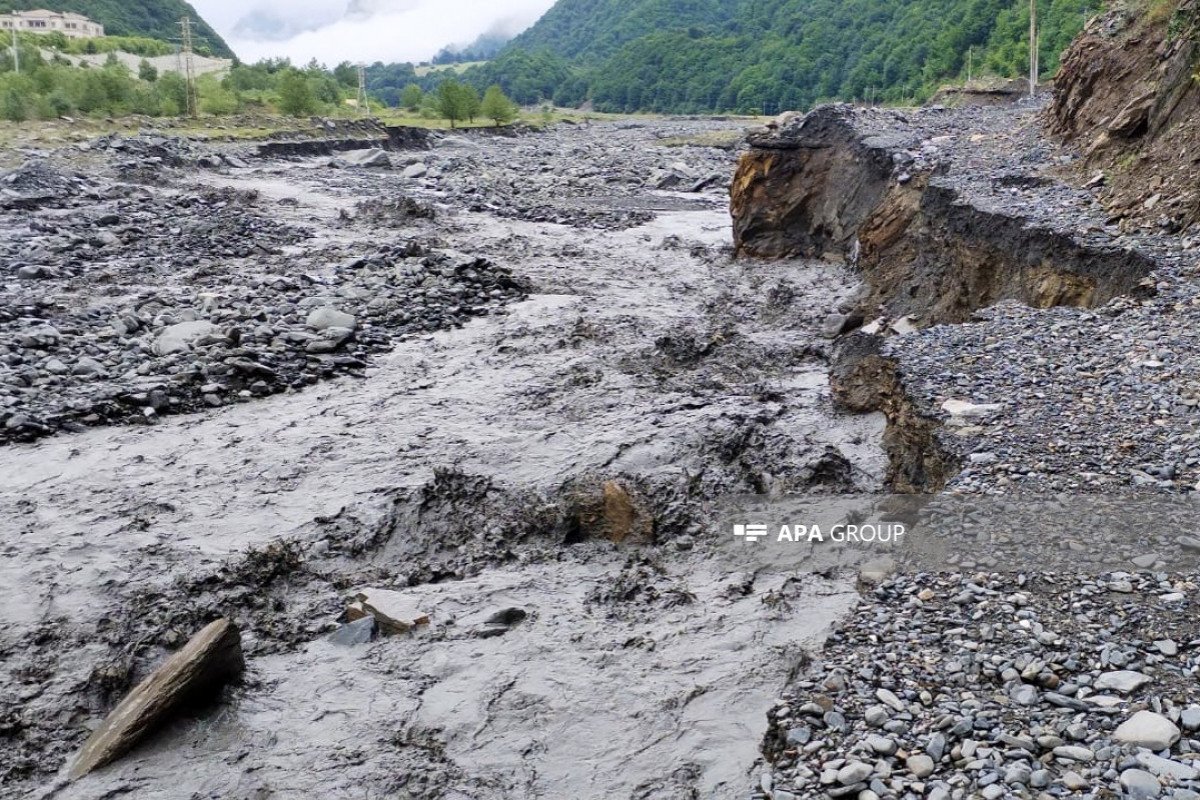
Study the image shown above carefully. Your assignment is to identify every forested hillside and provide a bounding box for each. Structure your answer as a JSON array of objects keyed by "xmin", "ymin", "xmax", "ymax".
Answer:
[
  {"xmin": 457, "ymin": 0, "xmax": 1098, "ymax": 113},
  {"xmin": 0, "ymin": 0, "xmax": 233, "ymax": 58}
]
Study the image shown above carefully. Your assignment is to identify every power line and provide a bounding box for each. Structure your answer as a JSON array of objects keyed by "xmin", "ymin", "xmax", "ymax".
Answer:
[
  {"xmin": 1029, "ymin": 0, "xmax": 1038, "ymax": 97},
  {"xmin": 357, "ymin": 63, "xmax": 368, "ymax": 116},
  {"xmin": 179, "ymin": 16, "xmax": 198, "ymax": 117}
]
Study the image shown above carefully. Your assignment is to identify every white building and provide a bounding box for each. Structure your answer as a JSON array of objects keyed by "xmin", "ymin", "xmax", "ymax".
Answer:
[{"xmin": 0, "ymin": 9, "xmax": 104, "ymax": 39}]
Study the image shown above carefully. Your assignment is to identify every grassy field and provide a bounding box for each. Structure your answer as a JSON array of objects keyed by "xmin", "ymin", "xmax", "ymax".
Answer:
[{"xmin": 0, "ymin": 106, "xmax": 768, "ymax": 153}]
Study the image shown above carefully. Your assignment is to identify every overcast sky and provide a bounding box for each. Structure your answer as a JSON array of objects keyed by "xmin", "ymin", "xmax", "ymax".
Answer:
[{"xmin": 190, "ymin": 0, "xmax": 555, "ymax": 66}]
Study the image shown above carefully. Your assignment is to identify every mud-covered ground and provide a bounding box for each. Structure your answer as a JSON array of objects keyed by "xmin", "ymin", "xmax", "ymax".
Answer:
[{"xmin": 0, "ymin": 121, "xmax": 888, "ymax": 798}]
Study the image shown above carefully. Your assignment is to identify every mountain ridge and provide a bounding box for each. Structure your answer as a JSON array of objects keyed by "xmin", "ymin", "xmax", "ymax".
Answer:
[{"xmin": 471, "ymin": 0, "xmax": 1096, "ymax": 113}]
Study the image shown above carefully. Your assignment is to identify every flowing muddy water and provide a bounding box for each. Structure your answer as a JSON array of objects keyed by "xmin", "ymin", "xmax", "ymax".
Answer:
[{"xmin": 2, "ymin": 122, "xmax": 885, "ymax": 799}]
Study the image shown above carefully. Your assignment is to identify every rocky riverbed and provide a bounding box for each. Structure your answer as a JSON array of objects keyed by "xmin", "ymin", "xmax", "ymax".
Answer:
[
  {"xmin": 0, "ymin": 118, "xmax": 892, "ymax": 799},
  {"xmin": 6, "ymin": 97, "xmax": 1200, "ymax": 800}
]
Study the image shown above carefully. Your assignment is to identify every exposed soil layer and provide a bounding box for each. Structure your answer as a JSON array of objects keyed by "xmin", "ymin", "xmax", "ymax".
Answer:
[{"xmin": 731, "ymin": 103, "xmax": 1160, "ymax": 327}]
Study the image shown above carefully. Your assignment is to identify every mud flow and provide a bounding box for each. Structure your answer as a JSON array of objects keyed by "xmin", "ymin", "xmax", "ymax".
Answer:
[{"xmin": 0, "ymin": 121, "xmax": 885, "ymax": 798}]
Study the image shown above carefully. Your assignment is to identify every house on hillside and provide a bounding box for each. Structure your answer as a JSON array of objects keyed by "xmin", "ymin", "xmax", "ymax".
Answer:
[{"xmin": 0, "ymin": 9, "xmax": 104, "ymax": 39}]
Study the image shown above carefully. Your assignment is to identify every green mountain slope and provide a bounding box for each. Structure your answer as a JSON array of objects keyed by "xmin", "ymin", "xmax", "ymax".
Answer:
[
  {"xmin": 0, "ymin": 0, "xmax": 234, "ymax": 58},
  {"xmin": 471, "ymin": 0, "xmax": 1096, "ymax": 113}
]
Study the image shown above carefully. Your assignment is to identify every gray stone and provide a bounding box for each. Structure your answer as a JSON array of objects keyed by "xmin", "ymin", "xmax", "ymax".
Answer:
[
  {"xmin": 1061, "ymin": 771, "xmax": 1089, "ymax": 790},
  {"xmin": 875, "ymin": 688, "xmax": 905, "ymax": 712},
  {"xmin": 1095, "ymin": 670, "xmax": 1153, "ymax": 694},
  {"xmin": 1114, "ymin": 711, "xmax": 1181, "ymax": 750},
  {"xmin": 1119, "ymin": 768, "xmax": 1162, "ymax": 800},
  {"xmin": 864, "ymin": 705, "xmax": 889, "ymax": 727},
  {"xmin": 866, "ymin": 734, "xmax": 897, "ymax": 756},
  {"xmin": 1181, "ymin": 706, "xmax": 1200, "ymax": 732},
  {"xmin": 837, "ymin": 762, "xmax": 873, "ymax": 785},
  {"xmin": 785, "ymin": 726, "xmax": 811, "ymax": 746},
  {"xmin": 328, "ymin": 615, "xmax": 377, "ymax": 646},
  {"xmin": 69, "ymin": 619, "xmax": 244, "ymax": 779},
  {"xmin": 1010, "ymin": 684, "xmax": 1039, "ymax": 705},
  {"xmin": 1052, "ymin": 745, "xmax": 1095, "ymax": 762},
  {"xmin": 72, "ymin": 356, "xmax": 108, "ymax": 377},
  {"xmin": 43, "ymin": 357, "xmax": 69, "ymax": 375},
  {"xmin": 1004, "ymin": 763, "xmax": 1032, "ymax": 785},
  {"xmin": 153, "ymin": 320, "xmax": 218, "ymax": 356},
  {"xmin": 926, "ymin": 732, "xmax": 947, "ymax": 761},
  {"xmin": 345, "ymin": 588, "xmax": 429, "ymax": 635},
  {"xmin": 340, "ymin": 148, "xmax": 392, "ymax": 168},
  {"xmin": 306, "ymin": 307, "xmax": 357, "ymax": 332},
  {"xmin": 403, "ymin": 162, "xmax": 428, "ymax": 178},
  {"xmin": 1135, "ymin": 752, "xmax": 1199, "ymax": 781},
  {"xmin": 906, "ymin": 754, "xmax": 935, "ymax": 779}
]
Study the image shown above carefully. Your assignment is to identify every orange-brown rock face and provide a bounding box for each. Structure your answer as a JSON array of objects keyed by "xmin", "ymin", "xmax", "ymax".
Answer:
[
  {"xmin": 1050, "ymin": 1, "xmax": 1200, "ymax": 229},
  {"xmin": 731, "ymin": 106, "xmax": 897, "ymax": 260}
]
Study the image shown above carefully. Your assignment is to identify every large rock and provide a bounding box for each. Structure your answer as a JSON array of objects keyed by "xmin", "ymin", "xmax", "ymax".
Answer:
[
  {"xmin": 346, "ymin": 588, "xmax": 430, "ymax": 635},
  {"xmin": 306, "ymin": 307, "xmax": 357, "ymax": 332},
  {"xmin": 339, "ymin": 148, "xmax": 392, "ymax": 168},
  {"xmin": 152, "ymin": 320, "xmax": 218, "ymax": 356},
  {"xmin": 1113, "ymin": 711, "xmax": 1181, "ymax": 750},
  {"xmin": 1120, "ymin": 768, "xmax": 1162, "ymax": 800},
  {"xmin": 69, "ymin": 619, "xmax": 244, "ymax": 779},
  {"xmin": 1094, "ymin": 670, "xmax": 1152, "ymax": 694}
]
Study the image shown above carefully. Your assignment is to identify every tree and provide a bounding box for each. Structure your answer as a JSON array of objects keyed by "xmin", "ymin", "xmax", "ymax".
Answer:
[
  {"xmin": 332, "ymin": 61, "xmax": 358, "ymax": 87},
  {"xmin": 156, "ymin": 72, "xmax": 188, "ymax": 116},
  {"xmin": 436, "ymin": 79, "xmax": 474, "ymax": 127},
  {"xmin": 480, "ymin": 84, "xmax": 517, "ymax": 125},
  {"xmin": 463, "ymin": 84, "xmax": 481, "ymax": 122},
  {"xmin": 138, "ymin": 59, "xmax": 158, "ymax": 83},
  {"xmin": 400, "ymin": 83, "xmax": 423, "ymax": 111},
  {"xmin": 277, "ymin": 69, "xmax": 318, "ymax": 116}
]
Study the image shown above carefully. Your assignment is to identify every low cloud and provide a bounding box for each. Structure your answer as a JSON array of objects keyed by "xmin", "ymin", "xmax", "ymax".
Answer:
[{"xmin": 192, "ymin": 0, "xmax": 554, "ymax": 65}]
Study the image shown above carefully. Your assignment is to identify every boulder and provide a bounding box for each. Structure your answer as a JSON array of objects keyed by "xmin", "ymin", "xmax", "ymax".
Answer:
[
  {"xmin": 402, "ymin": 162, "xmax": 428, "ymax": 178},
  {"xmin": 306, "ymin": 307, "xmax": 357, "ymax": 332},
  {"xmin": 1120, "ymin": 769, "xmax": 1162, "ymax": 800},
  {"xmin": 341, "ymin": 148, "xmax": 392, "ymax": 168},
  {"xmin": 346, "ymin": 588, "xmax": 430, "ymax": 635},
  {"xmin": 1113, "ymin": 711, "xmax": 1181, "ymax": 750},
  {"xmin": 941, "ymin": 399, "xmax": 1004, "ymax": 419},
  {"xmin": 1094, "ymin": 670, "xmax": 1152, "ymax": 694},
  {"xmin": 69, "ymin": 619, "xmax": 244, "ymax": 779},
  {"xmin": 152, "ymin": 321, "xmax": 219, "ymax": 356}
]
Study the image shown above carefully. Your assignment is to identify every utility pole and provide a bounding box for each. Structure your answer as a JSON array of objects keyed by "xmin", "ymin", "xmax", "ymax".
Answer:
[
  {"xmin": 967, "ymin": 46, "xmax": 973, "ymax": 84},
  {"xmin": 1029, "ymin": 0, "xmax": 1038, "ymax": 97},
  {"xmin": 179, "ymin": 16, "xmax": 198, "ymax": 117},
  {"xmin": 356, "ymin": 63, "xmax": 368, "ymax": 116},
  {"xmin": 11, "ymin": 28, "xmax": 18, "ymax": 74}
]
